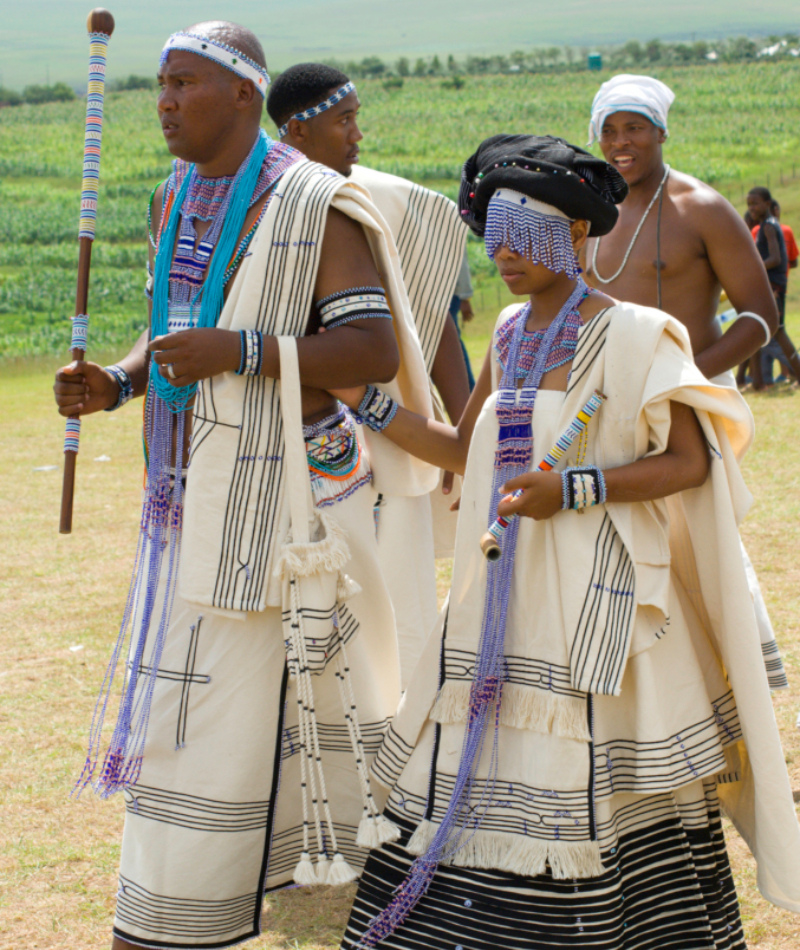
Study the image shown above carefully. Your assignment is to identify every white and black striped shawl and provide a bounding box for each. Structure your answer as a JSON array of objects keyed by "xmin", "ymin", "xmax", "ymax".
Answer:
[
  {"xmin": 179, "ymin": 160, "xmax": 437, "ymax": 613},
  {"xmin": 350, "ymin": 165, "xmax": 467, "ymax": 372}
]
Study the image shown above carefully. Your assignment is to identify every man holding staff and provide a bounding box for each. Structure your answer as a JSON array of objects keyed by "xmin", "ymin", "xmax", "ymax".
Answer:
[
  {"xmin": 54, "ymin": 20, "xmax": 437, "ymax": 949},
  {"xmin": 583, "ymin": 73, "xmax": 788, "ymax": 691}
]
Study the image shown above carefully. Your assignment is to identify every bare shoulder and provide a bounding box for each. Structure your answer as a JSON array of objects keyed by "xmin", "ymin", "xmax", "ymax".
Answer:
[
  {"xmin": 668, "ymin": 169, "xmax": 743, "ymax": 235},
  {"xmin": 322, "ymin": 206, "xmax": 370, "ymax": 249}
]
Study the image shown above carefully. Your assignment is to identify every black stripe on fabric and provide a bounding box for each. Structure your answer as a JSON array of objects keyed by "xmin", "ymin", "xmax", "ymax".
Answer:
[
  {"xmin": 123, "ymin": 784, "xmax": 271, "ymax": 834},
  {"xmin": 341, "ymin": 797, "xmax": 745, "ymax": 950},
  {"xmin": 115, "ymin": 875, "xmax": 257, "ymax": 943},
  {"xmin": 256, "ymin": 661, "xmax": 290, "ymax": 917},
  {"xmin": 212, "ymin": 165, "xmax": 341, "ymax": 611},
  {"xmin": 281, "ymin": 717, "xmax": 390, "ymax": 760},
  {"xmin": 395, "ymin": 184, "xmax": 464, "ymax": 370},
  {"xmin": 570, "ymin": 514, "xmax": 635, "ymax": 694},
  {"xmin": 567, "ymin": 308, "xmax": 611, "ymax": 395}
]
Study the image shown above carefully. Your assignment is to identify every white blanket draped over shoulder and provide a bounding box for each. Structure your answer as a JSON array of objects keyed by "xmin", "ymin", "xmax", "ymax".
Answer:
[
  {"xmin": 375, "ymin": 303, "xmax": 800, "ymax": 913},
  {"xmin": 179, "ymin": 160, "xmax": 438, "ymax": 613}
]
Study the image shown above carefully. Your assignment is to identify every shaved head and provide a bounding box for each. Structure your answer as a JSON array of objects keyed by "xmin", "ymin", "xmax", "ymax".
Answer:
[{"xmin": 185, "ymin": 21, "xmax": 267, "ymax": 69}]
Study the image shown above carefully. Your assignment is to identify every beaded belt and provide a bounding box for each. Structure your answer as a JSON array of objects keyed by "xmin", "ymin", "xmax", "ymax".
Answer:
[{"xmin": 303, "ymin": 406, "xmax": 372, "ymax": 508}]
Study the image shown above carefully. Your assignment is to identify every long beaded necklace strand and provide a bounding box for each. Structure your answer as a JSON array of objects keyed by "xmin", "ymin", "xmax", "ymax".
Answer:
[
  {"xmin": 355, "ymin": 278, "xmax": 591, "ymax": 948},
  {"xmin": 591, "ymin": 164, "xmax": 670, "ymax": 284},
  {"xmin": 75, "ymin": 135, "xmax": 301, "ymax": 799}
]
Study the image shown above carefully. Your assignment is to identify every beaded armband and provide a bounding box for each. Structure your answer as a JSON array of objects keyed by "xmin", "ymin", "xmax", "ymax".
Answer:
[
  {"xmin": 236, "ymin": 329, "xmax": 264, "ymax": 376},
  {"xmin": 104, "ymin": 364, "xmax": 134, "ymax": 412},
  {"xmin": 560, "ymin": 465, "xmax": 607, "ymax": 511},
  {"xmin": 356, "ymin": 384, "xmax": 398, "ymax": 432},
  {"xmin": 316, "ymin": 286, "xmax": 392, "ymax": 330}
]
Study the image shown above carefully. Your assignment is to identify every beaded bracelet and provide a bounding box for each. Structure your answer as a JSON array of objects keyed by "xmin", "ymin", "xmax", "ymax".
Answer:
[
  {"xmin": 356, "ymin": 384, "xmax": 398, "ymax": 432},
  {"xmin": 560, "ymin": 465, "xmax": 607, "ymax": 510},
  {"xmin": 103, "ymin": 364, "xmax": 134, "ymax": 411},
  {"xmin": 236, "ymin": 329, "xmax": 264, "ymax": 376}
]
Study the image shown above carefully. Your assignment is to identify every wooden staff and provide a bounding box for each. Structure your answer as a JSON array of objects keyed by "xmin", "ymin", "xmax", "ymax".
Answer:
[
  {"xmin": 480, "ymin": 390, "xmax": 607, "ymax": 561},
  {"xmin": 60, "ymin": 9, "xmax": 115, "ymax": 534}
]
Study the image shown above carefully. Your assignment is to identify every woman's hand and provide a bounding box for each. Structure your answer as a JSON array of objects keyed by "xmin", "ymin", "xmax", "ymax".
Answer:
[
  {"xmin": 498, "ymin": 470, "xmax": 563, "ymax": 521},
  {"xmin": 148, "ymin": 328, "xmax": 240, "ymax": 386}
]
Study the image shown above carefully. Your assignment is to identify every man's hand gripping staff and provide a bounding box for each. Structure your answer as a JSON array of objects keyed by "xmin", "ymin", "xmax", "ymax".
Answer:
[
  {"xmin": 480, "ymin": 390, "xmax": 607, "ymax": 561},
  {"xmin": 59, "ymin": 8, "xmax": 115, "ymax": 534}
]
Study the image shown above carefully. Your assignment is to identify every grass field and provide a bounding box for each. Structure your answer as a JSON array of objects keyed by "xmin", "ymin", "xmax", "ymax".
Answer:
[{"xmin": 1, "ymin": 305, "xmax": 800, "ymax": 947}]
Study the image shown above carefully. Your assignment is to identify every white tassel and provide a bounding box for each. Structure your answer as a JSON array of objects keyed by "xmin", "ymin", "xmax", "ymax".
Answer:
[
  {"xmin": 293, "ymin": 852, "xmax": 318, "ymax": 886},
  {"xmin": 374, "ymin": 814, "xmax": 401, "ymax": 845},
  {"xmin": 356, "ymin": 814, "xmax": 380, "ymax": 849},
  {"xmin": 337, "ymin": 571, "xmax": 362, "ymax": 601},
  {"xmin": 274, "ymin": 511, "xmax": 351, "ymax": 579},
  {"xmin": 326, "ymin": 851, "xmax": 359, "ymax": 885},
  {"xmin": 315, "ymin": 854, "xmax": 331, "ymax": 884}
]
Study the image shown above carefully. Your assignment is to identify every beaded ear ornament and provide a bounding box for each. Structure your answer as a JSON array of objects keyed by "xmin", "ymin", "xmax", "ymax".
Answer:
[{"xmin": 484, "ymin": 188, "xmax": 581, "ymax": 278}]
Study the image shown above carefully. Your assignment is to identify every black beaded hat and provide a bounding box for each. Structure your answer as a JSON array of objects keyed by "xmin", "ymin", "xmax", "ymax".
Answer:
[{"xmin": 459, "ymin": 134, "xmax": 628, "ymax": 237}]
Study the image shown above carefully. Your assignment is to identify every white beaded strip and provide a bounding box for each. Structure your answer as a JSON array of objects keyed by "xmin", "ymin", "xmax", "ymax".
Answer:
[
  {"xmin": 70, "ymin": 314, "xmax": 89, "ymax": 351},
  {"xmin": 279, "ymin": 82, "xmax": 356, "ymax": 137},
  {"xmin": 161, "ymin": 33, "xmax": 270, "ymax": 97},
  {"xmin": 736, "ymin": 311, "xmax": 773, "ymax": 347}
]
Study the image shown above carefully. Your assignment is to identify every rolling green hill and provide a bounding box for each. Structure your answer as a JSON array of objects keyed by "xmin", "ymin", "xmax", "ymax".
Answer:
[{"xmin": 2, "ymin": 0, "xmax": 799, "ymax": 90}]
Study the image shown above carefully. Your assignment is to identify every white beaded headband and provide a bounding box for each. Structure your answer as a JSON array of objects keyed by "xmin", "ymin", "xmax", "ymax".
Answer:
[
  {"xmin": 278, "ymin": 82, "xmax": 356, "ymax": 137},
  {"xmin": 161, "ymin": 32, "xmax": 270, "ymax": 98},
  {"xmin": 490, "ymin": 189, "xmax": 572, "ymax": 220}
]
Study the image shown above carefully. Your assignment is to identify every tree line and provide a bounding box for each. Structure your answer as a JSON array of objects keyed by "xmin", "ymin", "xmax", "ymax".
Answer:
[{"xmin": 1, "ymin": 32, "xmax": 797, "ymax": 106}]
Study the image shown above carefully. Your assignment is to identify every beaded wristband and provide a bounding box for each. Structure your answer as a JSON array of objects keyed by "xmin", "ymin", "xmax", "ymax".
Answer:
[
  {"xmin": 356, "ymin": 384, "xmax": 398, "ymax": 432},
  {"xmin": 104, "ymin": 364, "xmax": 134, "ymax": 412},
  {"xmin": 236, "ymin": 329, "xmax": 264, "ymax": 376},
  {"xmin": 561, "ymin": 465, "xmax": 605, "ymax": 510}
]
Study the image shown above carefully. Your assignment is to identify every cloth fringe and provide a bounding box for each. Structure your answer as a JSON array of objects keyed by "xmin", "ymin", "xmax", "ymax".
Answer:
[
  {"xmin": 407, "ymin": 819, "xmax": 604, "ymax": 880},
  {"xmin": 274, "ymin": 510, "xmax": 350, "ymax": 579},
  {"xmin": 327, "ymin": 852, "xmax": 359, "ymax": 885},
  {"xmin": 429, "ymin": 680, "xmax": 590, "ymax": 742},
  {"xmin": 357, "ymin": 813, "xmax": 401, "ymax": 849}
]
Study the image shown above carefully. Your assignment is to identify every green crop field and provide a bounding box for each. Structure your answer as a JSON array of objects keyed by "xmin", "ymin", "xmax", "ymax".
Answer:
[
  {"xmin": 4, "ymin": 0, "xmax": 800, "ymax": 89},
  {"xmin": 2, "ymin": 60, "xmax": 800, "ymax": 360}
]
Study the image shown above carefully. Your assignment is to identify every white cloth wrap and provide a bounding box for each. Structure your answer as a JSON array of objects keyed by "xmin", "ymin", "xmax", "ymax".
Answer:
[{"xmin": 588, "ymin": 73, "xmax": 675, "ymax": 145}]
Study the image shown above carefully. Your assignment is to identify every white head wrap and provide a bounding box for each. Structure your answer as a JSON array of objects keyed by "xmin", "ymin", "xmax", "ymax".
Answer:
[{"xmin": 588, "ymin": 74, "xmax": 675, "ymax": 146}]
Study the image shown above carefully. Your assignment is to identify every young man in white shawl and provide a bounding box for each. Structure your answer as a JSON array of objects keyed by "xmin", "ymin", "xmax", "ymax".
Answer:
[
  {"xmin": 267, "ymin": 63, "xmax": 472, "ymax": 685},
  {"xmin": 54, "ymin": 20, "xmax": 438, "ymax": 950},
  {"xmin": 583, "ymin": 73, "xmax": 789, "ymax": 692},
  {"xmin": 328, "ymin": 135, "xmax": 800, "ymax": 949}
]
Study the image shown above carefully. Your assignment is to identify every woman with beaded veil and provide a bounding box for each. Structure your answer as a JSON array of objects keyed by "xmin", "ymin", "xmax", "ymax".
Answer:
[{"xmin": 328, "ymin": 136, "xmax": 800, "ymax": 949}]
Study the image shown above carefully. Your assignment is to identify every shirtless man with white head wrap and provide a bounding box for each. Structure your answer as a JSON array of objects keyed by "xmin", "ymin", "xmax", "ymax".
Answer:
[
  {"xmin": 584, "ymin": 73, "xmax": 788, "ymax": 691},
  {"xmin": 584, "ymin": 73, "xmax": 778, "ymax": 388}
]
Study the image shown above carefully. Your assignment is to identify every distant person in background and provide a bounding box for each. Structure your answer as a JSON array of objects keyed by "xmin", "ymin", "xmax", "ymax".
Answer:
[
  {"xmin": 746, "ymin": 187, "xmax": 800, "ymax": 385},
  {"xmin": 268, "ymin": 63, "xmax": 471, "ymax": 685},
  {"xmin": 748, "ymin": 195, "xmax": 799, "ymax": 385},
  {"xmin": 449, "ymin": 248, "xmax": 476, "ymax": 390},
  {"xmin": 584, "ymin": 74, "xmax": 788, "ymax": 692}
]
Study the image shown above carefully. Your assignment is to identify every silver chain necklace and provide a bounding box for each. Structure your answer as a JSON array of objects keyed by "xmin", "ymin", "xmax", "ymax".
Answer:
[{"xmin": 591, "ymin": 164, "xmax": 671, "ymax": 284}]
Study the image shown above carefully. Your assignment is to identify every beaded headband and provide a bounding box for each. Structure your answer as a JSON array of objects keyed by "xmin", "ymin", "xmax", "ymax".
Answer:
[
  {"xmin": 485, "ymin": 187, "xmax": 581, "ymax": 278},
  {"xmin": 160, "ymin": 32, "xmax": 270, "ymax": 98},
  {"xmin": 278, "ymin": 82, "xmax": 356, "ymax": 137}
]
